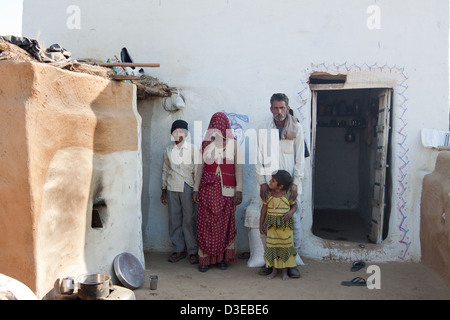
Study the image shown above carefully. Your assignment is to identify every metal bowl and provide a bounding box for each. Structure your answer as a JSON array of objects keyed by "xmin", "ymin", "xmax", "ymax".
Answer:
[{"xmin": 76, "ymin": 273, "xmax": 112, "ymax": 300}]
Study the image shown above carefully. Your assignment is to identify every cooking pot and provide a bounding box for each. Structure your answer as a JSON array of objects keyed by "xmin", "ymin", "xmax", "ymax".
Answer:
[{"xmin": 76, "ymin": 273, "xmax": 113, "ymax": 300}]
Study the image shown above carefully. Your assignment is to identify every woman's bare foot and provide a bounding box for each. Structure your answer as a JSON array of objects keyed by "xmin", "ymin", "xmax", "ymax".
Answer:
[
  {"xmin": 281, "ymin": 268, "xmax": 290, "ymax": 280},
  {"xmin": 266, "ymin": 268, "xmax": 278, "ymax": 279}
]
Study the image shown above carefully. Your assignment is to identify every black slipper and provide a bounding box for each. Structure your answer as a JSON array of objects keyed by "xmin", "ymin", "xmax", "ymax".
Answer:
[
  {"xmin": 351, "ymin": 261, "xmax": 366, "ymax": 272},
  {"xmin": 341, "ymin": 277, "xmax": 367, "ymax": 286}
]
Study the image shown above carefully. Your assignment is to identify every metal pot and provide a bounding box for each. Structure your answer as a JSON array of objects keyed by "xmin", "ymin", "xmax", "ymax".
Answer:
[
  {"xmin": 76, "ymin": 273, "xmax": 113, "ymax": 300},
  {"xmin": 60, "ymin": 277, "xmax": 74, "ymax": 295}
]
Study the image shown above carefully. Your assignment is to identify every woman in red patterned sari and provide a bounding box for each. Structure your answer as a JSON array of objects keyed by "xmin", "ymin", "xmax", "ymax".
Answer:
[{"xmin": 193, "ymin": 112, "xmax": 243, "ymax": 272}]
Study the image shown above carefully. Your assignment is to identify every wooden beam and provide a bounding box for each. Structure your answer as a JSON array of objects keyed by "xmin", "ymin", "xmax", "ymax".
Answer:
[{"xmin": 99, "ymin": 63, "xmax": 160, "ymax": 68}]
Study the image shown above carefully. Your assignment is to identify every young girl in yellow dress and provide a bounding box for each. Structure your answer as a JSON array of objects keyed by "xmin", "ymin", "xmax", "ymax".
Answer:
[{"xmin": 259, "ymin": 170, "xmax": 297, "ymax": 280}]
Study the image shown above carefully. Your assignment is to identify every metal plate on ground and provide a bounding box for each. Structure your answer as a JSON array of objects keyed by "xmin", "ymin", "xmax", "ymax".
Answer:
[{"xmin": 113, "ymin": 252, "xmax": 144, "ymax": 290}]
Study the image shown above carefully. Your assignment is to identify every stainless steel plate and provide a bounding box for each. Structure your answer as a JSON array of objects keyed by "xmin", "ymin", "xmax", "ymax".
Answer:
[{"xmin": 113, "ymin": 252, "xmax": 144, "ymax": 290}]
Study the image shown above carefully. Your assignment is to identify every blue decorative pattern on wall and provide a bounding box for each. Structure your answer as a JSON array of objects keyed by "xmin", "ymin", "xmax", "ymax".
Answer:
[{"xmin": 297, "ymin": 62, "xmax": 410, "ymax": 260}]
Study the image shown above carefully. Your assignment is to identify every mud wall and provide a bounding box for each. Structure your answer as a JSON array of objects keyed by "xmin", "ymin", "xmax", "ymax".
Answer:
[
  {"xmin": 0, "ymin": 61, "xmax": 144, "ymax": 299},
  {"xmin": 420, "ymin": 151, "xmax": 450, "ymax": 287}
]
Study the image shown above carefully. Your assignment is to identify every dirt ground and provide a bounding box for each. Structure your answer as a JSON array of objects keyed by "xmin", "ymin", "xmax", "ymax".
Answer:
[{"xmin": 134, "ymin": 252, "xmax": 450, "ymax": 300}]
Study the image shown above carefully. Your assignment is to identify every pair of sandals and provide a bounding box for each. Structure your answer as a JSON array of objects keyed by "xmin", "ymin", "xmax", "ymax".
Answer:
[
  {"xmin": 341, "ymin": 261, "xmax": 366, "ymax": 286},
  {"xmin": 168, "ymin": 252, "xmax": 199, "ymax": 264},
  {"xmin": 258, "ymin": 267, "xmax": 301, "ymax": 278},
  {"xmin": 198, "ymin": 261, "xmax": 227, "ymax": 272}
]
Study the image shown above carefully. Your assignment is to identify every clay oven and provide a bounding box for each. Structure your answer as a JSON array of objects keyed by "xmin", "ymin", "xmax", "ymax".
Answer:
[{"xmin": 0, "ymin": 61, "xmax": 144, "ymax": 299}]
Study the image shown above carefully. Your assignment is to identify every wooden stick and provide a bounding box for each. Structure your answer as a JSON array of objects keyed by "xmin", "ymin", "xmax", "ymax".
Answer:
[
  {"xmin": 112, "ymin": 75, "xmax": 141, "ymax": 80},
  {"xmin": 99, "ymin": 63, "xmax": 160, "ymax": 67}
]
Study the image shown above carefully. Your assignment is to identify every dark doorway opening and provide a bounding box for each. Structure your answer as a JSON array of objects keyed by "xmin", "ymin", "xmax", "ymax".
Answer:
[{"xmin": 311, "ymin": 87, "xmax": 392, "ymax": 243}]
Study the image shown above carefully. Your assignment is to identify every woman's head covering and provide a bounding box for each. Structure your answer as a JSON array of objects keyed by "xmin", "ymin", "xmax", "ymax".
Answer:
[{"xmin": 201, "ymin": 112, "xmax": 235, "ymax": 152}]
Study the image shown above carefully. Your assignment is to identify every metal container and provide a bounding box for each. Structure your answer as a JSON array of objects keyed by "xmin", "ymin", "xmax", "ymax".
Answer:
[
  {"xmin": 60, "ymin": 277, "xmax": 74, "ymax": 295},
  {"xmin": 149, "ymin": 275, "xmax": 158, "ymax": 290},
  {"xmin": 76, "ymin": 273, "xmax": 112, "ymax": 300},
  {"xmin": 113, "ymin": 252, "xmax": 145, "ymax": 290}
]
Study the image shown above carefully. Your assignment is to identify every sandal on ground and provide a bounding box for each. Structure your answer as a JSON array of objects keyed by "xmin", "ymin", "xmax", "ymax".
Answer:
[
  {"xmin": 351, "ymin": 261, "xmax": 366, "ymax": 272},
  {"xmin": 341, "ymin": 277, "xmax": 367, "ymax": 286},
  {"xmin": 168, "ymin": 252, "xmax": 186, "ymax": 263},
  {"xmin": 198, "ymin": 265, "xmax": 209, "ymax": 272},
  {"xmin": 217, "ymin": 261, "xmax": 228, "ymax": 270},
  {"xmin": 288, "ymin": 267, "xmax": 301, "ymax": 278},
  {"xmin": 258, "ymin": 267, "xmax": 272, "ymax": 276},
  {"xmin": 189, "ymin": 254, "xmax": 199, "ymax": 264}
]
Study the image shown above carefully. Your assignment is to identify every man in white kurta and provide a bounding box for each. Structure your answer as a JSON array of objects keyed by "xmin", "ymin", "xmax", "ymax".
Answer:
[{"xmin": 255, "ymin": 93, "xmax": 305, "ymax": 278}]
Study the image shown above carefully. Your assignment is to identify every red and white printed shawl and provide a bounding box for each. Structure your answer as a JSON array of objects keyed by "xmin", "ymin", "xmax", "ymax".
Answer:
[{"xmin": 197, "ymin": 112, "xmax": 237, "ymax": 265}]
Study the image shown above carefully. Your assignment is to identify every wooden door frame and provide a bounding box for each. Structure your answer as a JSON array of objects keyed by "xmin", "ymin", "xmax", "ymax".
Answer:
[{"xmin": 310, "ymin": 86, "xmax": 393, "ymax": 243}]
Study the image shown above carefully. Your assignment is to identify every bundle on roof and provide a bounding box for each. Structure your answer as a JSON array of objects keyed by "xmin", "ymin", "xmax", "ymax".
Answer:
[
  {"xmin": 0, "ymin": 37, "xmax": 113, "ymax": 79},
  {"xmin": 0, "ymin": 38, "xmax": 35, "ymax": 62},
  {"xmin": 0, "ymin": 35, "xmax": 71, "ymax": 63},
  {"xmin": 134, "ymin": 75, "xmax": 173, "ymax": 100},
  {"xmin": 0, "ymin": 37, "xmax": 172, "ymax": 100}
]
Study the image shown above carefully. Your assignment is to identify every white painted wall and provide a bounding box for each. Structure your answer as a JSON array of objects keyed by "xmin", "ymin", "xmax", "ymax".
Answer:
[{"xmin": 23, "ymin": 0, "xmax": 449, "ymax": 261}]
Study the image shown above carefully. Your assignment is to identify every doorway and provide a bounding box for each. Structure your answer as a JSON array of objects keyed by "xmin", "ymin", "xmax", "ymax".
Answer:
[{"xmin": 310, "ymin": 87, "xmax": 392, "ymax": 244}]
